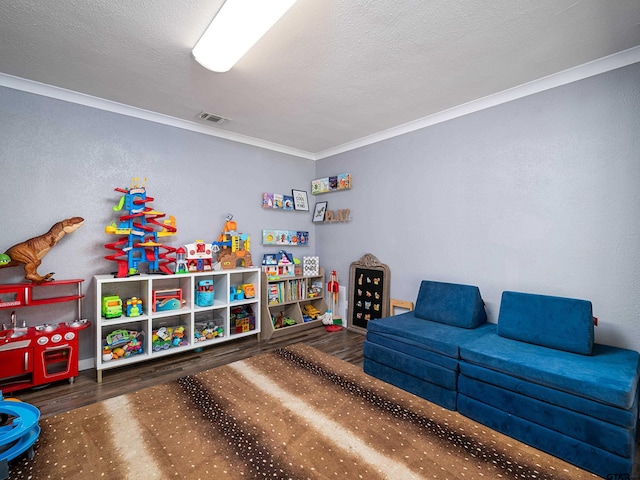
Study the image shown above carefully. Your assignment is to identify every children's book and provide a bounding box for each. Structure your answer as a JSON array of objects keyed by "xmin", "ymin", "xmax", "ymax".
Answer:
[
  {"xmin": 338, "ymin": 173, "xmax": 351, "ymax": 190},
  {"xmin": 262, "ymin": 192, "xmax": 274, "ymax": 208},
  {"xmin": 262, "ymin": 230, "xmax": 277, "ymax": 245},
  {"xmin": 283, "ymin": 195, "xmax": 294, "ymax": 210}
]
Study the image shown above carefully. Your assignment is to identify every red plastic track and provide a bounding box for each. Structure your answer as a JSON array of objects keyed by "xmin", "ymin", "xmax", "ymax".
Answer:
[{"xmin": 104, "ymin": 237, "xmax": 131, "ymax": 277}]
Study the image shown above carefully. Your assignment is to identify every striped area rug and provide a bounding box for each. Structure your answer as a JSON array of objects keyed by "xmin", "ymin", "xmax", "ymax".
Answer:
[{"xmin": 11, "ymin": 344, "xmax": 596, "ymax": 479}]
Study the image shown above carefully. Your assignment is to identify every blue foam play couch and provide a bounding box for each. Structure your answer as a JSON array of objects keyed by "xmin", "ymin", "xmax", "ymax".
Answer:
[
  {"xmin": 458, "ymin": 291, "xmax": 640, "ymax": 478},
  {"xmin": 363, "ymin": 284, "xmax": 640, "ymax": 478},
  {"xmin": 363, "ymin": 280, "xmax": 493, "ymax": 410}
]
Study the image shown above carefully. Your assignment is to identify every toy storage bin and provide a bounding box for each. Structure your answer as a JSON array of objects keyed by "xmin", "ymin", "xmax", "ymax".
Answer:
[
  {"xmin": 151, "ymin": 318, "xmax": 189, "ymax": 353},
  {"xmin": 230, "ymin": 304, "xmax": 256, "ymax": 334},
  {"xmin": 300, "ymin": 299, "xmax": 326, "ymax": 322},
  {"xmin": 101, "ymin": 328, "xmax": 145, "ymax": 363},
  {"xmin": 268, "ymin": 303, "xmax": 301, "ymax": 330},
  {"xmin": 195, "ymin": 279, "xmax": 215, "ymax": 307},
  {"xmin": 194, "ymin": 310, "xmax": 226, "ymax": 342}
]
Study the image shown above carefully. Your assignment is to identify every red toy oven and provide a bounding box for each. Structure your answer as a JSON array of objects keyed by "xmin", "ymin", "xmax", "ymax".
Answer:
[{"xmin": 32, "ymin": 321, "xmax": 89, "ymax": 385}]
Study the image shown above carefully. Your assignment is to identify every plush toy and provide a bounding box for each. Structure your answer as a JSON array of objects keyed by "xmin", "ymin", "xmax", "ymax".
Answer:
[{"xmin": 1, "ymin": 217, "xmax": 84, "ymax": 283}]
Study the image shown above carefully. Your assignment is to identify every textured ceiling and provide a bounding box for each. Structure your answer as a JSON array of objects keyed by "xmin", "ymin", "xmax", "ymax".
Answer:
[{"xmin": 1, "ymin": 0, "xmax": 639, "ymax": 158}]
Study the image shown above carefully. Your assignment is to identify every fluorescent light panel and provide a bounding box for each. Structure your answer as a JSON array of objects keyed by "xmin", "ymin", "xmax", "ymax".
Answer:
[{"xmin": 192, "ymin": 0, "xmax": 298, "ymax": 73}]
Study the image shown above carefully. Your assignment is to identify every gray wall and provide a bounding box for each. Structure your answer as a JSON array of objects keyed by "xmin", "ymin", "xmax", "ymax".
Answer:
[
  {"xmin": 316, "ymin": 62, "xmax": 640, "ymax": 352},
  {"xmin": 1, "ymin": 60, "xmax": 638, "ymax": 367},
  {"xmin": 0, "ymin": 87, "xmax": 316, "ymax": 363}
]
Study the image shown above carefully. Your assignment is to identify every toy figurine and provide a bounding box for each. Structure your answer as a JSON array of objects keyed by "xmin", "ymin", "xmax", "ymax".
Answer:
[
  {"xmin": 102, "ymin": 346, "xmax": 113, "ymax": 362},
  {"xmin": 1, "ymin": 217, "xmax": 84, "ymax": 283},
  {"xmin": 125, "ymin": 297, "xmax": 143, "ymax": 317},
  {"xmin": 327, "ymin": 270, "xmax": 343, "ymax": 327},
  {"xmin": 174, "ymin": 247, "xmax": 188, "ymax": 274}
]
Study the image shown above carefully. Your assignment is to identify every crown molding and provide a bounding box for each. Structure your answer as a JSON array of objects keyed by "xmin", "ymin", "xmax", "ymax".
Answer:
[
  {"xmin": 0, "ymin": 73, "xmax": 316, "ymax": 160},
  {"xmin": 315, "ymin": 45, "xmax": 640, "ymax": 160},
  {"xmin": 2, "ymin": 45, "xmax": 639, "ymax": 161}
]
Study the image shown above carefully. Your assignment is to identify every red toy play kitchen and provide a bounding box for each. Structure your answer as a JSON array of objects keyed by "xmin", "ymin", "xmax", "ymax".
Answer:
[{"xmin": 0, "ymin": 279, "xmax": 89, "ymax": 394}]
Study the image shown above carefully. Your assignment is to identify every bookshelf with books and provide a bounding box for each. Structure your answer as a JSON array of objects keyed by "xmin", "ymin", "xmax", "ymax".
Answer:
[{"xmin": 261, "ymin": 267, "xmax": 327, "ymax": 340}]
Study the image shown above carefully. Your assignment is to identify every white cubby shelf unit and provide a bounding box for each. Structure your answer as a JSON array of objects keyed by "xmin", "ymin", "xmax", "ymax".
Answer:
[{"xmin": 94, "ymin": 267, "xmax": 260, "ymax": 382}]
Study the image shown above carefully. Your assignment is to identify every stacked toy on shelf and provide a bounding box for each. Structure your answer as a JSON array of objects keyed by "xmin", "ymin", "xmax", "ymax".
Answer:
[
  {"xmin": 104, "ymin": 177, "xmax": 177, "ymax": 277},
  {"xmin": 212, "ymin": 214, "xmax": 252, "ymax": 270},
  {"xmin": 261, "ymin": 250, "xmax": 295, "ymax": 279}
]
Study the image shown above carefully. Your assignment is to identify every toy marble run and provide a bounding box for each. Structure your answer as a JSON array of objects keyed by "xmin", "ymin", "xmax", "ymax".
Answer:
[
  {"xmin": 104, "ymin": 177, "xmax": 177, "ymax": 277},
  {"xmin": 212, "ymin": 214, "xmax": 253, "ymax": 270}
]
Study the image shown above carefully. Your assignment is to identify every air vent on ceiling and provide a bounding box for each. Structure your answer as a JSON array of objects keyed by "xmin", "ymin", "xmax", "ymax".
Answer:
[{"xmin": 197, "ymin": 111, "xmax": 230, "ymax": 125}]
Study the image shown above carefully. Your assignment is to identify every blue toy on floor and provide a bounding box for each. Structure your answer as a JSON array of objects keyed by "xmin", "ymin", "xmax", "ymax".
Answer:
[{"xmin": 0, "ymin": 392, "xmax": 41, "ymax": 480}]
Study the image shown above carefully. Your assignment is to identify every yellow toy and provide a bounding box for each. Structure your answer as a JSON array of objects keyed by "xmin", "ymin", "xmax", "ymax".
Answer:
[{"xmin": 212, "ymin": 214, "xmax": 252, "ymax": 269}]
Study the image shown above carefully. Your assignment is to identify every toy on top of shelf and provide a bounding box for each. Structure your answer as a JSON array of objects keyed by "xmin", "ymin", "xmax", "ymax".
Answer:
[
  {"xmin": 104, "ymin": 177, "xmax": 177, "ymax": 277},
  {"xmin": 294, "ymin": 257, "xmax": 303, "ymax": 275},
  {"xmin": 174, "ymin": 247, "xmax": 188, "ymax": 274},
  {"xmin": 212, "ymin": 214, "xmax": 253, "ymax": 270},
  {"xmin": 262, "ymin": 250, "xmax": 295, "ymax": 278},
  {"xmin": 184, "ymin": 240, "xmax": 214, "ymax": 272},
  {"xmin": 262, "ymin": 253, "xmax": 278, "ymax": 278},
  {"xmin": 1, "ymin": 217, "xmax": 84, "ymax": 284}
]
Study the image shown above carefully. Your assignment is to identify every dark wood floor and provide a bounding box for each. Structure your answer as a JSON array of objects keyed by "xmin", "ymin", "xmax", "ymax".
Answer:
[{"xmin": 9, "ymin": 327, "xmax": 366, "ymax": 419}]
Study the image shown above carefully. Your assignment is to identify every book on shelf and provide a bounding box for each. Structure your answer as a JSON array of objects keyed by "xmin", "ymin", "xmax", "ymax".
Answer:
[
  {"xmin": 268, "ymin": 283, "xmax": 284, "ymax": 304},
  {"xmin": 289, "ymin": 279, "xmax": 306, "ymax": 301},
  {"xmin": 308, "ymin": 279, "xmax": 323, "ymax": 298}
]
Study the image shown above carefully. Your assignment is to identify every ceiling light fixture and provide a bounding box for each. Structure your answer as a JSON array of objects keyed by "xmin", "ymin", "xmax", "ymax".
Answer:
[{"xmin": 192, "ymin": 0, "xmax": 298, "ymax": 73}]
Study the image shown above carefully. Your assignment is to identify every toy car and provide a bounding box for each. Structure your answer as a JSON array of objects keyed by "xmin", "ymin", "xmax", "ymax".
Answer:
[{"xmin": 302, "ymin": 304, "xmax": 321, "ymax": 319}]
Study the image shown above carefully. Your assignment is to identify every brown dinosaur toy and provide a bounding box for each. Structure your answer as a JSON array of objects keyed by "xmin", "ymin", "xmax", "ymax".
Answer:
[{"xmin": 1, "ymin": 217, "xmax": 85, "ymax": 284}]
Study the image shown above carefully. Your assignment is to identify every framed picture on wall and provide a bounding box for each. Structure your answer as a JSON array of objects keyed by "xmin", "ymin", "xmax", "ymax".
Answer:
[
  {"xmin": 313, "ymin": 201, "xmax": 327, "ymax": 222},
  {"xmin": 292, "ymin": 189, "xmax": 309, "ymax": 211}
]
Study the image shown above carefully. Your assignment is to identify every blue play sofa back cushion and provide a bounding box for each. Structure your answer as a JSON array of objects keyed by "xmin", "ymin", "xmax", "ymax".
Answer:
[
  {"xmin": 497, "ymin": 291, "xmax": 594, "ymax": 355},
  {"xmin": 414, "ymin": 280, "xmax": 487, "ymax": 329}
]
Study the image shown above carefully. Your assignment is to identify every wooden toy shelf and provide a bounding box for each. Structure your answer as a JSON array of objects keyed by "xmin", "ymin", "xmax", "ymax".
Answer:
[
  {"xmin": 94, "ymin": 268, "xmax": 260, "ymax": 382},
  {"xmin": 260, "ymin": 267, "xmax": 327, "ymax": 341}
]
